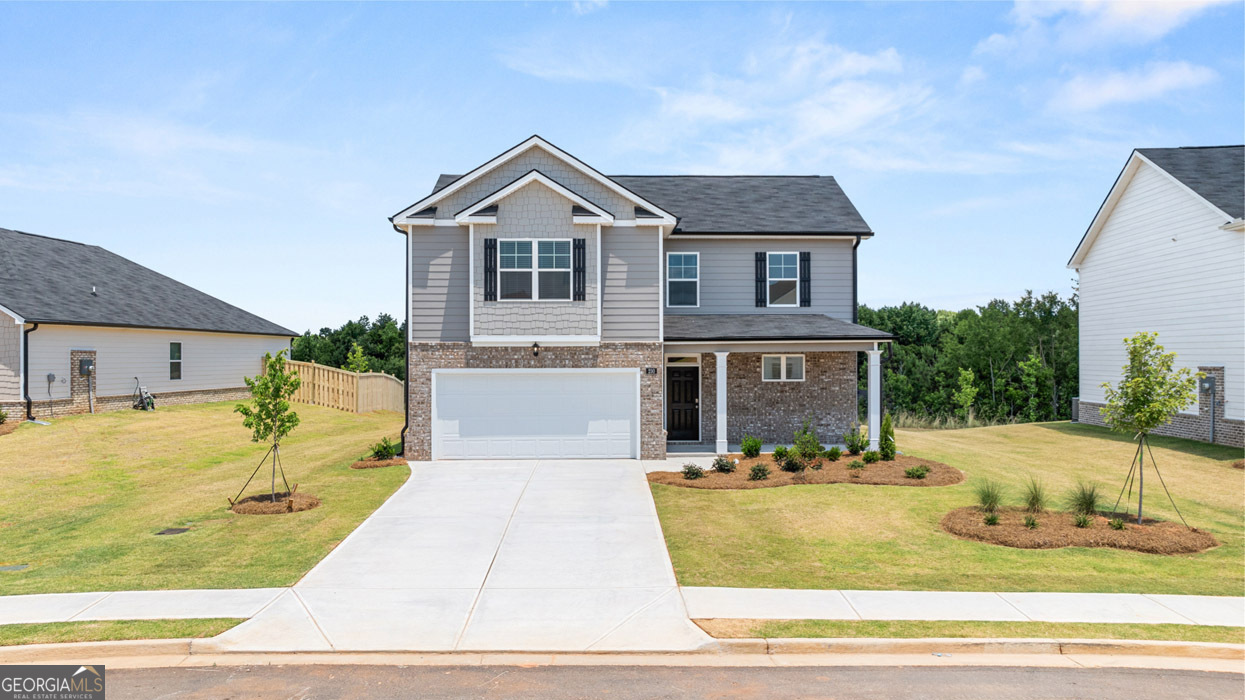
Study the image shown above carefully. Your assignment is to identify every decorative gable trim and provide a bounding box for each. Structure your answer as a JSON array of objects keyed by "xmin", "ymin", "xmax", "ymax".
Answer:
[
  {"xmin": 391, "ymin": 135, "xmax": 677, "ymax": 226},
  {"xmin": 453, "ymin": 170, "xmax": 615, "ymax": 225}
]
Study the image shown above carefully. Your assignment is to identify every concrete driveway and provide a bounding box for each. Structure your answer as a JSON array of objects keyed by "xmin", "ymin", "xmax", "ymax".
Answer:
[{"xmin": 207, "ymin": 460, "xmax": 710, "ymax": 652}]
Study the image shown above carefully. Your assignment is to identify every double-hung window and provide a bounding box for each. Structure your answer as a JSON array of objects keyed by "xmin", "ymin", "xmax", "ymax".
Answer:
[
  {"xmin": 666, "ymin": 252, "xmax": 699, "ymax": 307},
  {"xmin": 169, "ymin": 342, "xmax": 182, "ymax": 380},
  {"xmin": 499, "ymin": 239, "xmax": 571, "ymax": 301},
  {"xmin": 762, "ymin": 354, "xmax": 804, "ymax": 382},
  {"xmin": 767, "ymin": 252, "xmax": 799, "ymax": 306}
]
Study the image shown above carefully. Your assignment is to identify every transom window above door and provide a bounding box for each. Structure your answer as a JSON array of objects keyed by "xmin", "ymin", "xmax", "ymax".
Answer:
[
  {"xmin": 499, "ymin": 239, "xmax": 571, "ymax": 300},
  {"xmin": 667, "ymin": 252, "xmax": 699, "ymax": 307},
  {"xmin": 767, "ymin": 252, "xmax": 798, "ymax": 306}
]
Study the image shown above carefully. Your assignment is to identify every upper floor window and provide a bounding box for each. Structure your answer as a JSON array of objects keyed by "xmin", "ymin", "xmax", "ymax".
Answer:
[
  {"xmin": 169, "ymin": 342, "xmax": 182, "ymax": 380},
  {"xmin": 667, "ymin": 252, "xmax": 699, "ymax": 307},
  {"xmin": 499, "ymin": 239, "xmax": 571, "ymax": 301},
  {"xmin": 767, "ymin": 252, "xmax": 798, "ymax": 307}
]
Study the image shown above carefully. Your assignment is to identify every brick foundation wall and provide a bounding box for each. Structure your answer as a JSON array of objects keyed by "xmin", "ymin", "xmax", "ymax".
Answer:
[
  {"xmin": 406, "ymin": 341, "xmax": 666, "ymax": 460},
  {"xmin": 15, "ymin": 386, "xmax": 251, "ymax": 420},
  {"xmin": 725, "ymin": 351, "xmax": 857, "ymax": 445},
  {"xmin": 1078, "ymin": 366, "xmax": 1244, "ymax": 448}
]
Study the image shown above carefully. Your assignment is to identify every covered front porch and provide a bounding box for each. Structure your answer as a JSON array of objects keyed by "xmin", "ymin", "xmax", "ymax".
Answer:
[{"xmin": 661, "ymin": 314, "xmax": 892, "ymax": 454}]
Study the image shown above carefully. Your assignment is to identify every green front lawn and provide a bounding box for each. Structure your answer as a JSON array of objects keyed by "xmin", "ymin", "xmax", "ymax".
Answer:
[
  {"xmin": 697, "ymin": 619, "xmax": 1245, "ymax": 644},
  {"xmin": 0, "ymin": 619, "xmax": 243, "ymax": 646},
  {"xmin": 653, "ymin": 422, "xmax": 1244, "ymax": 595},
  {"xmin": 0, "ymin": 402, "xmax": 407, "ymax": 595}
]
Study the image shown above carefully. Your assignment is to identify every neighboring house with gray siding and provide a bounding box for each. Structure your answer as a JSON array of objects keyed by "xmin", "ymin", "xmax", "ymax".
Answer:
[
  {"xmin": 0, "ymin": 228, "xmax": 295, "ymax": 420},
  {"xmin": 1069, "ymin": 145, "xmax": 1244, "ymax": 447},
  {"xmin": 395, "ymin": 136, "xmax": 891, "ymax": 461}
]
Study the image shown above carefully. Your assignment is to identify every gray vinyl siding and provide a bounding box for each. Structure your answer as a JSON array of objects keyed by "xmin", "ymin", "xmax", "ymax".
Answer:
[
  {"xmin": 601, "ymin": 227, "xmax": 660, "ymax": 340},
  {"xmin": 410, "ymin": 226, "xmax": 469, "ymax": 342},
  {"xmin": 663, "ymin": 238, "xmax": 855, "ymax": 319}
]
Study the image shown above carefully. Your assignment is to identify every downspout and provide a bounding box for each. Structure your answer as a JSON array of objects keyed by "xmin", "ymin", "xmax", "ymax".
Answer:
[
  {"xmin": 23, "ymin": 323, "xmax": 38, "ymax": 420},
  {"xmin": 851, "ymin": 235, "xmax": 861, "ymax": 323},
  {"xmin": 390, "ymin": 218, "xmax": 410, "ymax": 454}
]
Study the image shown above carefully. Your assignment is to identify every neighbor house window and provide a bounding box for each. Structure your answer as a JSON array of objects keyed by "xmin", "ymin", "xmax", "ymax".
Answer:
[
  {"xmin": 169, "ymin": 342, "xmax": 182, "ymax": 380},
  {"xmin": 498, "ymin": 239, "xmax": 571, "ymax": 300},
  {"xmin": 667, "ymin": 252, "xmax": 699, "ymax": 307},
  {"xmin": 767, "ymin": 252, "xmax": 798, "ymax": 306},
  {"xmin": 762, "ymin": 354, "xmax": 804, "ymax": 382}
]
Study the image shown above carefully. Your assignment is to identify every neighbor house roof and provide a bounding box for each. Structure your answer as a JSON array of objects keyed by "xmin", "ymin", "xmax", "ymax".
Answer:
[
  {"xmin": 1137, "ymin": 146, "xmax": 1244, "ymax": 220},
  {"xmin": 0, "ymin": 227, "xmax": 296, "ymax": 336},
  {"xmin": 431, "ymin": 173, "xmax": 873, "ymax": 236},
  {"xmin": 663, "ymin": 314, "xmax": 891, "ymax": 342}
]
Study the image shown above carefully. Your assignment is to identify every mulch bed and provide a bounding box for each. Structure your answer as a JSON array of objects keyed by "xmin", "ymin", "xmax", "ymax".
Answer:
[
  {"xmin": 941, "ymin": 506, "xmax": 1218, "ymax": 555},
  {"xmin": 1233, "ymin": 460, "xmax": 1244, "ymax": 470},
  {"xmin": 648, "ymin": 453, "xmax": 962, "ymax": 489},
  {"xmin": 230, "ymin": 491, "xmax": 321, "ymax": 515},
  {"xmin": 0, "ymin": 422, "xmax": 17, "ymax": 438},
  {"xmin": 350, "ymin": 457, "xmax": 408, "ymax": 470}
]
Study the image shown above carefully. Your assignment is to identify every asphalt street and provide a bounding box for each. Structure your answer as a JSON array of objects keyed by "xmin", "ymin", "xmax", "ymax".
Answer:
[{"xmin": 109, "ymin": 664, "xmax": 1244, "ymax": 699}]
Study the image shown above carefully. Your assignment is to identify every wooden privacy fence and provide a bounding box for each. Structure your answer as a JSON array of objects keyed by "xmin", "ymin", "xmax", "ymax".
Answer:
[{"xmin": 285, "ymin": 360, "xmax": 404, "ymax": 414}]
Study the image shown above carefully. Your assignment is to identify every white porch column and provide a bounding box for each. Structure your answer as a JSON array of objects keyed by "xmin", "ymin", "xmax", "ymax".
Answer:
[
  {"xmin": 715, "ymin": 351, "xmax": 729, "ymax": 454},
  {"xmin": 867, "ymin": 349, "xmax": 882, "ymax": 451}
]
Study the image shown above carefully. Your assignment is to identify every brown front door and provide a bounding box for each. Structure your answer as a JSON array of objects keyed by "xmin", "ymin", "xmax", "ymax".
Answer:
[{"xmin": 667, "ymin": 367, "xmax": 700, "ymax": 441}]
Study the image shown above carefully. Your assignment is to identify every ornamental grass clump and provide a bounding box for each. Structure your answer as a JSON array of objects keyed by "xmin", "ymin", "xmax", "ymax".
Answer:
[
  {"xmin": 974, "ymin": 479, "xmax": 1004, "ymax": 513},
  {"xmin": 1074, "ymin": 513, "xmax": 1092, "ymax": 529},
  {"xmin": 1066, "ymin": 481, "xmax": 1103, "ymax": 516},
  {"xmin": 1024, "ymin": 515, "xmax": 1039, "ymax": 530},
  {"xmin": 983, "ymin": 513, "xmax": 1000, "ymax": 526},
  {"xmin": 1021, "ymin": 475, "xmax": 1048, "ymax": 514}
]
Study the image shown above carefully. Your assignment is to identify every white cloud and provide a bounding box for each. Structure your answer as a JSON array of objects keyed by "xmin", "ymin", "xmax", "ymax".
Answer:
[
  {"xmin": 1048, "ymin": 61, "xmax": 1217, "ymax": 112},
  {"xmin": 570, "ymin": 0, "xmax": 607, "ymax": 15},
  {"xmin": 959, "ymin": 66, "xmax": 987, "ymax": 87}
]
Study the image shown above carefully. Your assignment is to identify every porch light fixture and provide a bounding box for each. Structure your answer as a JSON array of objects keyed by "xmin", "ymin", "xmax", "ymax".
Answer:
[{"xmin": 532, "ymin": 342, "xmax": 540, "ymax": 357}]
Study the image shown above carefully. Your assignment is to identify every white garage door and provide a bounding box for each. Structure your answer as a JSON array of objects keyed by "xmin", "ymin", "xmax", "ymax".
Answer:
[{"xmin": 432, "ymin": 370, "xmax": 639, "ymax": 459}]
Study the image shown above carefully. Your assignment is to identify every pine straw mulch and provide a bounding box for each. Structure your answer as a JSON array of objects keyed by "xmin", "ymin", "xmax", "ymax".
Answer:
[
  {"xmin": 648, "ymin": 453, "xmax": 962, "ymax": 490},
  {"xmin": 230, "ymin": 491, "xmax": 321, "ymax": 515},
  {"xmin": 1233, "ymin": 459, "xmax": 1244, "ymax": 470},
  {"xmin": 350, "ymin": 457, "xmax": 408, "ymax": 470},
  {"xmin": 0, "ymin": 422, "xmax": 18, "ymax": 438},
  {"xmin": 941, "ymin": 506, "xmax": 1218, "ymax": 555}
]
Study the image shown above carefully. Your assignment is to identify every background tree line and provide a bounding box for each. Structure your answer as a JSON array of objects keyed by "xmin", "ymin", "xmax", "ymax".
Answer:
[
  {"xmin": 291, "ymin": 314, "xmax": 407, "ymax": 379},
  {"xmin": 859, "ymin": 291, "xmax": 1078, "ymax": 424}
]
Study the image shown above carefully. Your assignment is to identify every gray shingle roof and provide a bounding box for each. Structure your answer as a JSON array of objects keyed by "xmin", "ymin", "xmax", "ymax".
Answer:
[
  {"xmin": 663, "ymin": 314, "xmax": 891, "ymax": 342},
  {"xmin": 432, "ymin": 173, "xmax": 872, "ymax": 235},
  {"xmin": 0, "ymin": 228, "xmax": 295, "ymax": 336},
  {"xmin": 1137, "ymin": 146, "xmax": 1244, "ymax": 219}
]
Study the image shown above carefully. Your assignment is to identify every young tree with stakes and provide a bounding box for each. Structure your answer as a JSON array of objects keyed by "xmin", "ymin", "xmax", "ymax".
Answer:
[
  {"xmin": 231, "ymin": 350, "xmax": 302, "ymax": 507},
  {"xmin": 1100, "ymin": 332, "xmax": 1200, "ymax": 526}
]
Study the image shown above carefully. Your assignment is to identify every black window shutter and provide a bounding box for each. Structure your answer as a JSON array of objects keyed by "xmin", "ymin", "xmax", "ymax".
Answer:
[
  {"xmin": 799, "ymin": 251, "xmax": 811, "ymax": 307},
  {"xmin": 572, "ymin": 238, "xmax": 586, "ymax": 301},
  {"xmin": 754, "ymin": 252, "xmax": 767, "ymax": 307},
  {"xmin": 483, "ymin": 238, "xmax": 497, "ymax": 302}
]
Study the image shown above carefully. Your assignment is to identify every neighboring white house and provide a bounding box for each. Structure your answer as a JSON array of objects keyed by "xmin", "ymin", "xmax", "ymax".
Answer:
[
  {"xmin": 0, "ymin": 227, "xmax": 295, "ymax": 420},
  {"xmin": 1068, "ymin": 146, "xmax": 1244, "ymax": 447}
]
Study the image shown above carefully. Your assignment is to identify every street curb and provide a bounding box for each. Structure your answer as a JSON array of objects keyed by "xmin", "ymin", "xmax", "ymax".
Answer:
[{"xmin": 0, "ymin": 637, "xmax": 1240, "ymax": 665}]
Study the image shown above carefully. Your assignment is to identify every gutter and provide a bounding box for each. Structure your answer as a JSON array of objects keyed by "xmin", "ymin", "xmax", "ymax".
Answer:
[
  {"xmin": 390, "ymin": 217, "xmax": 410, "ymax": 453},
  {"xmin": 22, "ymin": 323, "xmax": 38, "ymax": 420}
]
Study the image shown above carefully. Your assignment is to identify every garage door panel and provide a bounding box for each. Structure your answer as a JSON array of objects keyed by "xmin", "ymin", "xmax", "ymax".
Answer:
[{"xmin": 434, "ymin": 371, "xmax": 637, "ymax": 459}]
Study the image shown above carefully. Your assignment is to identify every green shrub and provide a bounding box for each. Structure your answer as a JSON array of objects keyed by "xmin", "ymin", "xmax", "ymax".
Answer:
[
  {"xmin": 842, "ymin": 425, "xmax": 866, "ymax": 455},
  {"xmin": 370, "ymin": 436, "xmax": 400, "ymax": 460},
  {"xmin": 1109, "ymin": 518, "xmax": 1126, "ymax": 531},
  {"xmin": 1066, "ymin": 481, "xmax": 1102, "ymax": 515},
  {"xmin": 862, "ymin": 450, "xmax": 881, "ymax": 464},
  {"xmin": 974, "ymin": 479, "xmax": 1004, "ymax": 512},
  {"xmin": 0, "ymin": 407, "xmax": 7, "ymax": 425},
  {"xmin": 983, "ymin": 513, "xmax": 1000, "ymax": 526},
  {"xmin": 778, "ymin": 451, "xmax": 807, "ymax": 473},
  {"xmin": 749, "ymin": 464, "xmax": 770, "ymax": 481},
  {"xmin": 904, "ymin": 465, "xmax": 930, "ymax": 479},
  {"xmin": 682, "ymin": 463, "xmax": 705, "ymax": 480},
  {"xmin": 793, "ymin": 419, "xmax": 823, "ymax": 461},
  {"xmin": 740, "ymin": 435, "xmax": 762, "ymax": 459},
  {"xmin": 879, "ymin": 413, "xmax": 896, "ymax": 461},
  {"xmin": 824, "ymin": 446, "xmax": 842, "ymax": 461},
  {"xmin": 1074, "ymin": 513, "xmax": 1092, "ymax": 528},
  {"xmin": 772, "ymin": 445, "xmax": 789, "ymax": 461},
  {"xmin": 848, "ymin": 460, "xmax": 865, "ymax": 470},
  {"xmin": 1024, "ymin": 515, "xmax": 1039, "ymax": 530},
  {"xmin": 1021, "ymin": 475, "xmax": 1047, "ymax": 513},
  {"xmin": 712, "ymin": 455, "xmax": 736, "ymax": 473}
]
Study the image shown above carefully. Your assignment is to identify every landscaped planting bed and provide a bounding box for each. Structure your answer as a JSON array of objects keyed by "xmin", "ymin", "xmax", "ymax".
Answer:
[
  {"xmin": 941, "ymin": 507, "xmax": 1218, "ymax": 554},
  {"xmin": 648, "ymin": 453, "xmax": 962, "ymax": 489},
  {"xmin": 350, "ymin": 457, "xmax": 407, "ymax": 470}
]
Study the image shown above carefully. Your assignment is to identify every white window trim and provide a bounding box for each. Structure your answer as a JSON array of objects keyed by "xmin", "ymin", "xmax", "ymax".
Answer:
[
  {"xmin": 497, "ymin": 238, "xmax": 573, "ymax": 302},
  {"xmin": 766, "ymin": 251, "xmax": 799, "ymax": 307},
  {"xmin": 169, "ymin": 341, "xmax": 183, "ymax": 381},
  {"xmin": 665, "ymin": 251, "xmax": 700, "ymax": 308},
  {"xmin": 762, "ymin": 354, "xmax": 805, "ymax": 382}
]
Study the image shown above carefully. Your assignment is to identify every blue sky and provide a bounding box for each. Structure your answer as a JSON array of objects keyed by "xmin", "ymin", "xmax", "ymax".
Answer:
[{"xmin": 1, "ymin": 1, "xmax": 1241, "ymax": 333}]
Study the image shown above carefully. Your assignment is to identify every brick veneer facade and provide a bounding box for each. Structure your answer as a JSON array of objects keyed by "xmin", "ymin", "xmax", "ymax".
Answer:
[
  {"xmin": 1078, "ymin": 366, "xmax": 1244, "ymax": 448},
  {"xmin": 724, "ymin": 351, "xmax": 857, "ymax": 444},
  {"xmin": 406, "ymin": 341, "xmax": 666, "ymax": 460}
]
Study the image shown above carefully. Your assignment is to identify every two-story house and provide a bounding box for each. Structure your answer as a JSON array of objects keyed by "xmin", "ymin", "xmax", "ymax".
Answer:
[{"xmin": 393, "ymin": 136, "xmax": 891, "ymax": 461}]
